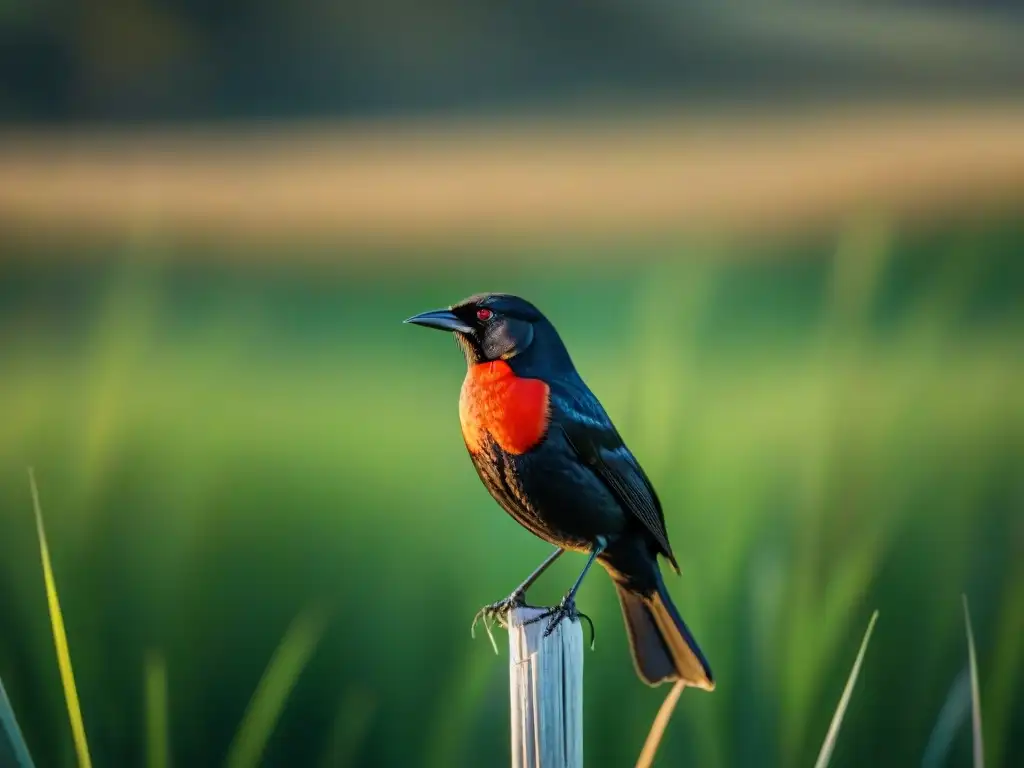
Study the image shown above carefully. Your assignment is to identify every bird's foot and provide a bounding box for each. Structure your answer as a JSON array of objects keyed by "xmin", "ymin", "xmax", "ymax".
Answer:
[
  {"xmin": 472, "ymin": 590, "xmax": 526, "ymax": 632},
  {"xmin": 524, "ymin": 595, "xmax": 596, "ymax": 646},
  {"xmin": 471, "ymin": 590, "xmax": 527, "ymax": 653}
]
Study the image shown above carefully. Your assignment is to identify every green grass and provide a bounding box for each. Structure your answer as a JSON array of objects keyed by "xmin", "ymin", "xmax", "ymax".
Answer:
[
  {"xmin": 814, "ymin": 611, "xmax": 879, "ymax": 768},
  {"xmin": 144, "ymin": 650, "xmax": 169, "ymax": 768},
  {"xmin": 28, "ymin": 469, "xmax": 91, "ymax": 768},
  {"xmin": 964, "ymin": 596, "xmax": 985, "ymax": 768},
  {"xmin": 1, "ymin": 674, "xmax": 36, "ymax": 767},
  {"xmin": 224, "ymin": 606, "xmax": 328, "ymax": 768},
  {"xmin": 0, "ymin": 221, "xmax": 1021, "ymax": 766}
]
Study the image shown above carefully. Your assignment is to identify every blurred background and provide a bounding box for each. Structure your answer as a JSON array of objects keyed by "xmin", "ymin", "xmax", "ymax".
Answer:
[{"xmin": 1, "ymin": 1, "xmax": 1022, "ymax": 767}]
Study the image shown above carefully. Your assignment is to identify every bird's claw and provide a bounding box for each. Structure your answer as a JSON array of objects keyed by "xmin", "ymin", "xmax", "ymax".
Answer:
[
  {"xmin": 524, "ymin": 595, "xmax": 595, "ymax": 647},
  {"xmin": 471, "ymin": 590, "xmax": 526, "ymax": 653},
  {"xmin": 472, "ymin": 590, "xmax": 526, "ymax": 632}
]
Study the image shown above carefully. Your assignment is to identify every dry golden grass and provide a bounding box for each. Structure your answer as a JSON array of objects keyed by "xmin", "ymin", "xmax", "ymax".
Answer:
[{"xmin": 0, "ymin": 103, "xmax": 1023, "ymax": 259}]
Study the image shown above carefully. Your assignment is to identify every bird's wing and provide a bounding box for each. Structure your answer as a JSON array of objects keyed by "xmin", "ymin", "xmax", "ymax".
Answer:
[{"xmin": 556, "ymin": 382, "xmax": 679, "ymax": 572}]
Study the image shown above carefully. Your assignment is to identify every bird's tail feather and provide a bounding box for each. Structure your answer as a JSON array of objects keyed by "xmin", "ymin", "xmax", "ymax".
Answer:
[{"xmin": 614, "ymin": 570, "xmax": 715, "ymax": 690}]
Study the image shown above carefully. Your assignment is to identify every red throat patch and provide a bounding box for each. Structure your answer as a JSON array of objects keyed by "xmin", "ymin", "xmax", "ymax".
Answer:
[{"xmin": 459, "ymin": 360, "xmax": 551, "ymax": 454}]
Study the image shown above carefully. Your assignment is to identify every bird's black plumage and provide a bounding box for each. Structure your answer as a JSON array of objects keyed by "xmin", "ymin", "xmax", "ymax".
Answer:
[{"xmin": 405, "ymin": 292, "xmax": 714, "ymax": 690}]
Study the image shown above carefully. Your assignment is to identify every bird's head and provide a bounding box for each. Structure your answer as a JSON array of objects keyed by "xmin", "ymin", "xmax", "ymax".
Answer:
[{"xmin": 404, "ymin": 292, "xmax": 572, "ymax": 370}]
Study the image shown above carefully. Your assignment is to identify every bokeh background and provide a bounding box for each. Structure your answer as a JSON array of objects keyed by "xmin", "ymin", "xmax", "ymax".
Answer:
[{"xmin": 1, "ymin": 1, "xmax": 1023, "ymax": 767}]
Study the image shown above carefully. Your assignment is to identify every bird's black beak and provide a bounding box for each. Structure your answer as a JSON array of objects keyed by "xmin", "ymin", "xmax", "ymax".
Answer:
[{"xmin": 403, "ymin": 307, "xmax": 473, "ymax": 334}]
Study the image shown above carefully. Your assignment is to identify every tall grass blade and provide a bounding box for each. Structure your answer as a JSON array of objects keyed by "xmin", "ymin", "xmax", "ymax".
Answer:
[
  {"xmin": 317, "ymin": 687, "xmax": 376, "ymax": 768},
  {"xmin": 813, "ymin": 610, "xmax": 879, "ymax": 768},
  {"xmin": 635, "ymin": 679, "xmax": 685, "ymax": 768},
  {"xmin": 145, "ymin": 650, "xmax": 171, "ymax": 768},
  {"xmin": 963, "ymin": 595, "xmax": 984, "ymax": 768},
  {"xmin": 425, "ymin": 636, "xmax": 500, "ymax": 768},
  {"xmin": 984, "ymin": 567, "xmax": 1024, "ymax": 768},
  {"xmin": 0, "ymin": 675, "xmax": 36, "ymax": 768},
  {"xmin": 28, "ymin": 468, "xmax": 93, "ymax": 768},
  {"xmin": 921, "ymin": 667, "xmax": 971, "ymax": 768},
  {"xmin": 223, "ymin": 605, "xmax": 328, "ymax": 768}
]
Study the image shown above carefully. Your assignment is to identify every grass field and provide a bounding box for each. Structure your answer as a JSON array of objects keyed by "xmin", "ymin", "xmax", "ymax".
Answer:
[{"xmin": 0, "ymin": 218, "xmax": 1022, "ymax": 767}]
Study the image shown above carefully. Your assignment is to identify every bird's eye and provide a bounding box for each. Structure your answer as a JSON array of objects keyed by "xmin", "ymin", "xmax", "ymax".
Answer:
[{"xmin": 476, "ymin": 308, "xmax": 493, "ymax": 322}]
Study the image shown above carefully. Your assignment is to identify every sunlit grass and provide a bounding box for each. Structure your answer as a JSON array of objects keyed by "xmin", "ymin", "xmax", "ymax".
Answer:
[
  {"xmin": 224, "ymin": 605, "xmax": 328, "ymax": 768},
  {"xmin": 28, "ymin": 468, "xmax": 92, "ymax": 768},
  {"xmin": 0, "ymin": 223, "xmax": 1020, "ymax": 766},
  {"xmin": 635, "ymin": 680, "xmax": 685, "ymax": 768},
  {"xmin": 813, "ymin": 611, "xmax": 880, "ymax": 768},
  {"xmin": 19, "ymin": 469, "xmax": 328, "ymax": 768},
  {"xmin": 964, "ymin": 596, "xmax": 985, "ymax": 768}
]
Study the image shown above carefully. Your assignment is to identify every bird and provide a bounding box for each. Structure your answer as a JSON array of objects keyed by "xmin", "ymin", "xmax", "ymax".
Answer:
[{"xmin": 404, "ymin": 292, "xmax": 714, "ymax": 690}]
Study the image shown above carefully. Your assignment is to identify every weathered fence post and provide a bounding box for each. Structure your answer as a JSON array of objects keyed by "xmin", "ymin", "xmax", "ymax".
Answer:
[{"xmin": 507, "ymin": 606, "xmax": 584, "ymax": 768}]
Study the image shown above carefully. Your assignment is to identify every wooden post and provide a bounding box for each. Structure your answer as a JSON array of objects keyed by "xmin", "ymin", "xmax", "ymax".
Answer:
[{"xmin": 507, "ymin": 606, "xmax": 584, "ymax": 768}]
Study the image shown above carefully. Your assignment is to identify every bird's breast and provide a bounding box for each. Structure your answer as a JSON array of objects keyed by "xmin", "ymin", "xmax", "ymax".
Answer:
[{"xmin": 459, "ymin": 361, "xmax": 551, "ymax": 455}]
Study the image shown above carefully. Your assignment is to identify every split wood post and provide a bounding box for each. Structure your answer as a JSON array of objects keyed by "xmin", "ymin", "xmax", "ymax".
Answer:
[{"xmin": 507, "ymin": 606, "xmax": 584, "ymax": 768}]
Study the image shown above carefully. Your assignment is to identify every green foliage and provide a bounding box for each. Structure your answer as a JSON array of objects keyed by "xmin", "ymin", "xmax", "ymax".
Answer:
[
  {"xmin": 224, "ymin": 606, "xmax": 328, "ymax": 768},
  {"xmin": 144, "ymin": 650, "xmax": 169, "ymax": 768},
  {"xmin": 28, "ymin": 469, "xmax": 92, "ymax": 768},
  {"xmin": 814, "ymin": 611, "xmax": 879, "ymax": 768},
  {"xmin": 0, "ymin": 674, "xmax": 36, "ymax": 767},
  {"xmin": 0, "ymin": 222, "xmax": 1021, "ymax": 766},
  {"xmin": 964, "ymin": 597, "xmax": 985, "ymax": 768}
]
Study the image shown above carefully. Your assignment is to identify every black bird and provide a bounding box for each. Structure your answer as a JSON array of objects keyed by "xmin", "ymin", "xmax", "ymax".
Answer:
[{"xmin": 405, "ymin": 293, "xmax": 714, "ymax": 690}]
